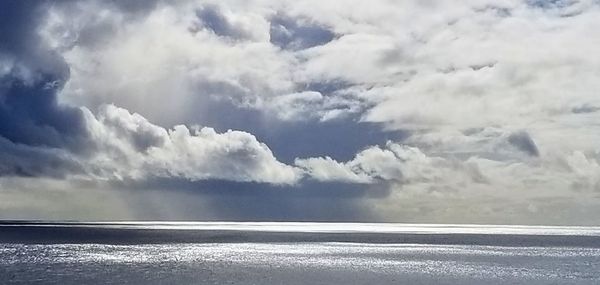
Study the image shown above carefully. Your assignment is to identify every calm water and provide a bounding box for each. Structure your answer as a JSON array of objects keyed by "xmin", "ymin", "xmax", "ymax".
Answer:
[{"xmin": 1, "ymin": 223, "xmax": 600, "ymax": 284}]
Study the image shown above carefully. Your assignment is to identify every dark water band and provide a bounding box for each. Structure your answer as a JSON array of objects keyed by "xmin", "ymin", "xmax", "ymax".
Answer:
[{"xmin": 1, "ymin": 224, "xmax": 600, "ymax": 247}]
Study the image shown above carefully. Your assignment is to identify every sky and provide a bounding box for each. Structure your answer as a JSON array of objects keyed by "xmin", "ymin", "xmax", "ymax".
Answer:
[{"xmin": 1, "ymin": 0, "xmax": 600, "ymax": 225}]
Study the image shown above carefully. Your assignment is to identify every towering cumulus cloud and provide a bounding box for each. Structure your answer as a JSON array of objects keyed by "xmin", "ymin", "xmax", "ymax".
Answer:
[{"xmin": 0, "ymin": 0, "xmax": 599, "ymax": 224}]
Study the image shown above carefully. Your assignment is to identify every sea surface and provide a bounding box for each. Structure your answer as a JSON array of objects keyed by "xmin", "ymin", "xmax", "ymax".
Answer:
[{"xmin": 1, "ymin": 222, "xmax": 600, "ymax": 284}]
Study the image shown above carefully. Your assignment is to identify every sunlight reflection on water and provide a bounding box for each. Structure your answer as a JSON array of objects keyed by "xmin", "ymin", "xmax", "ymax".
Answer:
[{"xmin": 1, "ymin": 242, "xmax": 600, "ymax": 284}]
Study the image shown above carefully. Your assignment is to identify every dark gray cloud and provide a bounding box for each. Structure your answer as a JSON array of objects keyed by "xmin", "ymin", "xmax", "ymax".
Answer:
[
  {"xmin": 0, "ymin": 137, "xmax": 83, "ymax": 178},
  {"xmin": 572, "ymin": 104, "xmax": 600, "ymax": 114},
  {"xmin": 0, "ymin": 73, "xmax": 88, "ymax": 150},
  {"xmin": 0, "ymin": 1, "xmax": 89, "ymax": 176},
  {"xmin": 0, "ymin": 1, "xmax": 71, "ymax": 77},
  {"xmin": 110, "ymin": 178, "xmax": 390, "ymax": 221},
  {"xmin": 527, "ymin": 0, "xmax": 577, "ymax": 9},
  {"xmin": 525, "ymin": 0, "xmax": 590, "ymax": 17},
  {"xmin": 0, "ymin": 1, "xmax": 39, "ymax": 53},
  {"xmin": 270, "ymin": 14, "xmax": 336, "ymax": 50},
  {"xmin": 108, "ymin": 0, "xmax": 160, "ymax": 14},
  {"xmin": 194, "ymin": 5, "xmax": 252, "ymax": 40},
  {"xmin": 0, "ymin": 0, "xmax": 85, "ymax": 144},
  {"xmin": 507, "ymin": 131, "xmax": 540, "ymax": 157},
  {"xmin": 303, "ymin": 79, "xmax": 354, "ymax": 95},
  {"xmin": 0, "ymin": 0, "xmax": 165, "ymax": 165}
]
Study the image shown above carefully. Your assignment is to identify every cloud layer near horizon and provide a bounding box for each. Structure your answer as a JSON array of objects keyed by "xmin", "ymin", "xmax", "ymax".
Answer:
[{"xmin": 1, "ymin": 0, "xmax": 600, "ymax": 224}]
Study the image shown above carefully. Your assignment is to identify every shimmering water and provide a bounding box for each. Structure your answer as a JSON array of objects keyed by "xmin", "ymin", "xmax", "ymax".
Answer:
[
  {"xmin": 2, "ymin": 242, "xmax": 600, "ymax": 284},
  {"xmin": 1, "ymin": 223, "xmax": 600, "ymax": 284}
]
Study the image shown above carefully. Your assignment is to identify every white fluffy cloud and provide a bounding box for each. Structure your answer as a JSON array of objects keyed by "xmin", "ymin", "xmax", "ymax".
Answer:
[
  {"xmin": 297, "ymin": 142, "xmax": 489, "ymax": 186},
  {"xmin": 298, "ymin": 139, "xmax": 599, "ymax": 192},
  {"xmin": 81, "ymin": 105, "xmax": 301, "ymax": 184}
]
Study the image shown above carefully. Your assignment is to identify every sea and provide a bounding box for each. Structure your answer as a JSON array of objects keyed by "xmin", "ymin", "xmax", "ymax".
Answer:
[{"xmin": 1, "ymin": 222, "xmax": 600, "ymax": 284}]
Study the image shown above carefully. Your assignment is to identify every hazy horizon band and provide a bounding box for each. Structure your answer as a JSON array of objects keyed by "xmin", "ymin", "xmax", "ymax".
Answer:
[{"xmin": 2, "ymin": 222, "xmax": 600, "ymax": 247}]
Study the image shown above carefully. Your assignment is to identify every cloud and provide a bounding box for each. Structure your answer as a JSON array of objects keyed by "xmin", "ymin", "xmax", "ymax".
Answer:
[
  {"xmin": 296, "ymin": 156, "xmax": 373, "ymax": 184},
  {"xmin": 356, "ymin": 1, "xmax": 600, "ymax": 139},
  {"xmin": 39, "ymin": 0, "xmax": 600, "ymax": 139},
  {"xmin": 266, "ymin": 89, "xmax": 366, "ymax": 121},
  {"xmin": 296, "ymin": 142, "xmax": 476, "ymax": 185},
  {"xmin": 193, "ymin": 4, "xmax": 261, "ymax": 41},
  {"xmin": 0, "ymin": 71, "xmax": 88, "ymax": 149},
  {"xmin": 0, "ymin": 136, "xmax": 84, "ymax": 178},
  {"xmin": 297, "ymin": 128, "xmax": 547, "ymax": 186},
  {"xmin": 2, "ymin": 0, "xmax": 600, "ymax": 223},
  {"xmin": 269, "ymin": 13, "xmax": 336, "ymax": 50},
  {"xmin": 0, "ymin": 1, "xmax": 303, "ymax": 185},
  {"xmin": 507, "ymin": 131, "xmax": 539, "ymax": 157},
  {"xmin": 0, "ymin": 0, "xmax": 92, "ymax": 179},
  {"xmin": 43, "ymin": 0, "xmax": 365, "ymax": 126},
  {"xmin": 297, "ymin": 138, "xmax": 600, "ymax": 223},
  {"xmin": 0, "ymin": 1, "xmax": 87, "ymax": 150},
  {"xmin": 84, "ymin": 105, "xmax": 301, "ymax": 184},
  {"xmin": 0, "ymin": 95, "xmax": 302, "ymax": 184},
  {"xmin": 375, "ymin": 149, "xmax": 600, "ymax": 225}
]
